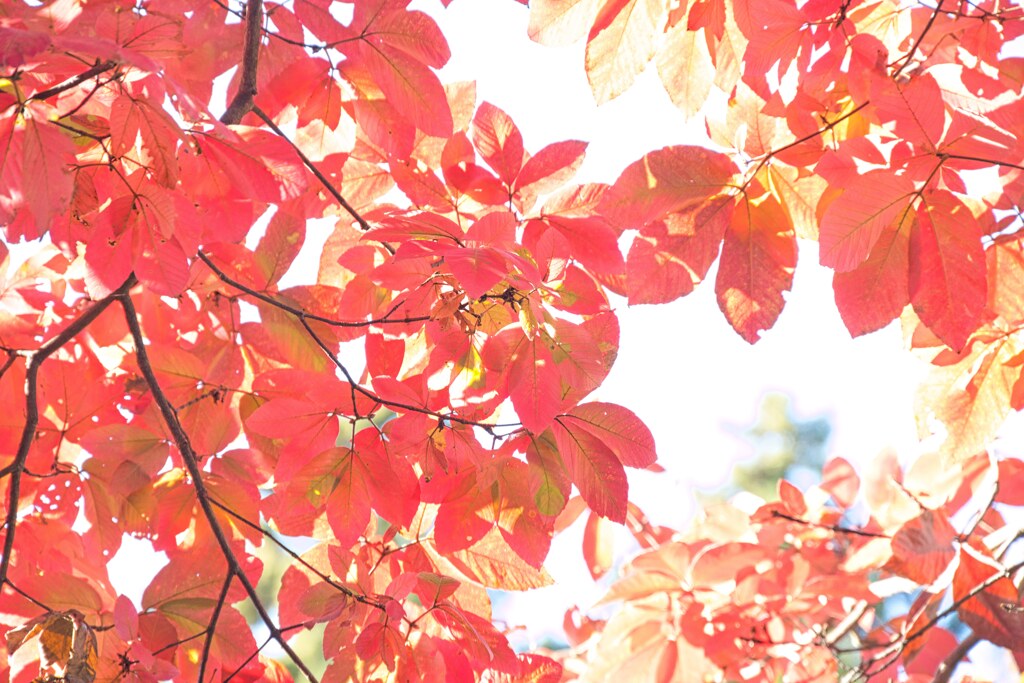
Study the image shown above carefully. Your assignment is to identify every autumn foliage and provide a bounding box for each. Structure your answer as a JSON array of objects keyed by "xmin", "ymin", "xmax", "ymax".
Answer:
[{"xmin": 1, "ymin": 0, "xmax": 1023, "ymax": 680}]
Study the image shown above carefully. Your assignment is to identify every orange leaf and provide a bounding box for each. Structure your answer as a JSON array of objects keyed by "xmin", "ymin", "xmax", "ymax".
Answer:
[
  {"xmin": 585, "ymin": 0, "xmax": 669, "ymax": 104},
  {"xmin": 715, "ymin": 196, "xmax": 796, "ymax": 343}
]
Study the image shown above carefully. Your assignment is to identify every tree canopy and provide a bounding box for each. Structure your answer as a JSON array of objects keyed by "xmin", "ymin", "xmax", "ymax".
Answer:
[{"xmin": 1, "ymin": 0, "xmax": 1024, "ymax": 681}]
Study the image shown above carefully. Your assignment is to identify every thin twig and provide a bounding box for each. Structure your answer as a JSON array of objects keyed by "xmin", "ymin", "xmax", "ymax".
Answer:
[
  {"xmin": 199, "ymin": 568, "xmax": 236, "ymax": 683},
  {"xmin": 297, "ymin": 313, "xmax": 521, "ymax": 431},
  {"xmin": 892, "ymin": 3, "xmax": 942, "ymax": 77},
  {"xmin": 0, "ymin": 275, "xmax": 135, "ymax": 586},
  {"xmin": 770, "ymin": 510, "xmax": 890, "ymax": 538},
  {"xmin": 30, "ymin": 60, "xmax": 118, "ymax": 102},
  {"xmin": 251, "ymin": 105, "xmax": 373, "ymax": 232},
  {"xmin": 119, "ymin": 293, "xmax": 319, "ymax": 683},
  {"xmin": 196, "ymin": 251, "xmax": 430, "ymax": 328},
  {"xmin": 208, "ymin": 498, "xmax": 385, "ymax": 611}
]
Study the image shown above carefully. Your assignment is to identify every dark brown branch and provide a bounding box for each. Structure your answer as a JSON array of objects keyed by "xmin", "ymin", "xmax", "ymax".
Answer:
[
  {"xmin": 4, "ymin": 579, "xmax": 53, "ymax": 612},
  {"xmin": 0, "ymin": 275, "xmax": 135, "ymax": 586},
  {"xmin": 296, "ymin": 313, "xmax": 521, "ymax": 431},
  {"xmin": 29, "ymin": 60, "xmax": 118, "ymax": 102},
  {"xmin": 0, "ymin": 350, "xmax": 17, "ymax": 383},
  {"xmin": 196, "ymin": 251, "xmax": 430, "ymax": 328},
  {"xmin": 849, "ymin": 557, "xmax": 1024, "ymax": 681},
  {"xmin": 250, "ymin": 105, "xmax": 373, "ymax": 232},
  {"xmin": 199, "ymin": 569, "xmax": 236, "ymax": 683},
  {"xmin": 892, "ymin": 3, "xmax": 942, "ymax": 77},
  {"xmin": 770, "ymin": 510, "xmax": 890, "ymax": 538},
  {"xmin": 736, "ymin": 102, "xmax": 870, "ymax": 195},
  {"xmin": 933, "ymin": 631, "xmax": 980, "ymax": 683},
  {"xmin": 221, "ymin": 0, "xmax": 264, "ymax": 125},
  {"xmin": 940, "ymin": 153, "xmax": 1024, "ymax": 172},
  {"xmin": 208, "ymin": 499, "xmax": 385, "ymax": 611},
  {"xmin": 118, "ymin": 293, "xmax": 319, "ymax": 683}
]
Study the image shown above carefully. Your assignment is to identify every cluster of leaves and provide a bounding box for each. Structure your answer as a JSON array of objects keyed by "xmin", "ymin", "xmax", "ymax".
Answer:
[{"xmin": 0, "ymin": 0, "xmax": 1022, "ymax": 681}]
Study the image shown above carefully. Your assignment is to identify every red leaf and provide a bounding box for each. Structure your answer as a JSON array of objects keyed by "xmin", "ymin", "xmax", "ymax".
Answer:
[
  {"xmin": 506, "ymin": 332, "xmax": 564, "ymax": 434},
  {"xmin": 953, "ymin": 544, "xmax": 1024, "ymax": 650},
  {"xmin": 886, "ymin": 510, "xmax": 957, "ymax": 585},
  {"xmin": 820, "ymin": 458, "xmax": 860, "ymax": 509},
  {"xmin": 833, "ymin": 219, "xmax": 911, "ymax": 336},
  {"xmin": 553, "ymin": 417, "xmax": 629, "ymax": 522},
  {"xmin": 601, "ymin": 146, "xmax": 737, "ymax": 229},
  {"xmin": 22, "ymin": 116, "xmax": 73, "ymax": 239},
  {"xmin": 515, "ymin": 140, "xmax": 588, "ymax": 197},
  {"xmin": 909, "ymin": 190, "xmax": 987, "ymax": 351},
  {"xmin": 559, "ymin": 402, "xmax": 657, "ymax": 469},
  {"xmin": 819, "ymin": 171, "xmax": 916, "ymax": 272},
  {"xmin": 356, "ymin": 42, "xmax": 453, "ymax": 137},
  {"xmin": 472, "ymin": 102, "xmax": 525, "ymax": 187}
]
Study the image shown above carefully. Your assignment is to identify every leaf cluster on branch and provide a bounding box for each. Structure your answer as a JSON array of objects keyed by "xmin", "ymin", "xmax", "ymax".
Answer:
[{"xmin": 0, "ymin": 0, "xmax": 1022, "ymax": 681}]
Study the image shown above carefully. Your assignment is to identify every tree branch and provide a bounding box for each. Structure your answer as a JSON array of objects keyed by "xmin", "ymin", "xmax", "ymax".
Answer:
[
  {"xmin": 0, "ymin": 275, "xmax": 135, "ymax": 586},
  {"xmin": 892, "ymin": 3, "xmax": 942, "ymax": 77},
  {"xmin": 220, "ymin": 0, "xmax": 264, "ymax": 125},
  {"xmin": 770, "ymin": 510, "xmax": 890, "ymax": 538},
  {"xmin": 29, "ymin": 60, "xmax": 118, "ymax": 102},
  {"xmin": 119, "ymin": 292, "xmax": 319, "ymax": 683},
  {"xmin": 199, "ymin": 569, "xmax": 236, "ymax": 683},
  {"xmin": 196, "ymin": 251, "xmax": 430, "ymax": 328},
  {"xmin": 208, "ymin": 498, "xmax": 386, "ymax": 612},
  {"xmin": 849, "ymin": 556, "xmax": 1024, "ymax": 680},
  {"xmin": 251, "ymin": 105, "xmax": 373, "ymax": 232},
  {"xmin": 933, "ymin": 631, "xmax": 980, "ymax": 683},
  {"xmin": 297, "ymin": 313, "xmax": 521, "ymax": 431}
]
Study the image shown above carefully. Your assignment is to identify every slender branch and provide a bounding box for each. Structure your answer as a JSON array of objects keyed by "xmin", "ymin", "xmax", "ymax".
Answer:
[
  {"xmin": 849, "ymin": 556, "xmax": 1024, "ymax": 680},
  {"xmin": 221, "ymin": 0, "xmax": 264, "ymax": 125},
  {"xmin": 737, "ymin": 101, "xmax": 870, "ymax": 194},
  {"xmin": 29, "ymin": 60, "xmax": 118, "ymax": 102},
  {"xmin": 118, "ymin": 293, "xmax": 318, "ymax": 683},
  {"xmin": 824, "ymin": 600, "xmax": 870, "ymax": 647},
  {"xmin": 933, "ymin": 631, "xmax": 980, "ymax": 683},
  {"xmin": 0, "ymin": 350, "xmax": 17, "ymax": 384},
  {"xmin": 0, "ymin": 276, "xmax": 135, "ymax": 586},
  {"xmin": 940, "ymin": 153, "xmax": 1024, "ymax": 172},
  {"xmin": 208, "ymin": 498, "xmax": 385, "ymax": 611},
  {"xmin": 892, "ymin": 3, "xmax": 942, "ymax": 77},
  {"xmin": 196, "ymin": 251, "xmax": 431, "ymax": 328},
  {"xmin": 770, "ymin": 510, "xmax": 890, "ymax": 538},
  {"xmin": 4, "ymin": 579, "xmax": 53, "ymax": 612},
  {"xmin": 199, "ymin": 569, "xmax": 235, "ymax": 683},
  {"xmin": 297, "ymin": 313, "xmax": 521, "ymax": 431},
  {"xmin": 250, "ymin": 105, "xmax": 373, "ymax": 232}
]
